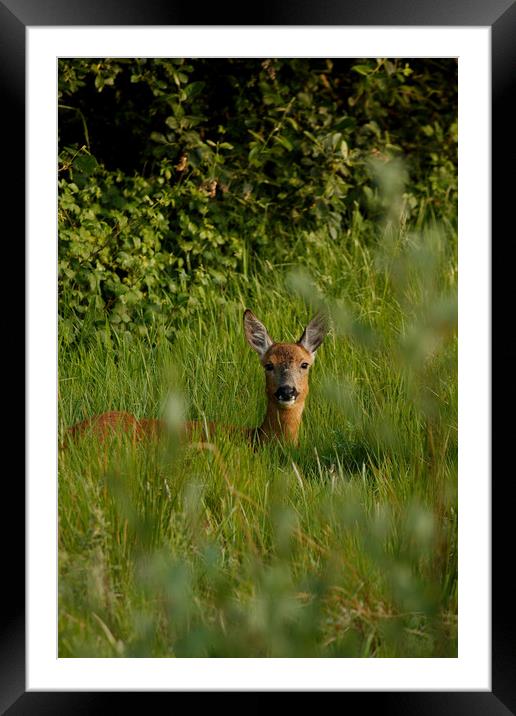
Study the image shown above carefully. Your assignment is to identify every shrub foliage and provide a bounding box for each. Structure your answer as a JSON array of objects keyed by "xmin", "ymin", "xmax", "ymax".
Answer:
[{"xmin": 58, "ymin": 58, "xmax": 457, "ymax": 335}]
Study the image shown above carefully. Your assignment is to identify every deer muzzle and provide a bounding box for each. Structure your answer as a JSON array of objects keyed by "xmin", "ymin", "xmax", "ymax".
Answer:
[{"xmin": 274, "ymin": 385, "xmax": 299, "ymax": 406}]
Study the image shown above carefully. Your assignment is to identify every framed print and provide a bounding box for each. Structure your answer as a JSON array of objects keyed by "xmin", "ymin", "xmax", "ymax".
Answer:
[{"xmin": 4, "ymin": 0, "xmax": 512, "ymax": 710}]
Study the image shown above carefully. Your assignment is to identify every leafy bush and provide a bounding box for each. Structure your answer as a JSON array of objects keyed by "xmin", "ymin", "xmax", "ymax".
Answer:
[{"xmin": 58, "ymin": 58, "xmax": 457, "ymax": 337}]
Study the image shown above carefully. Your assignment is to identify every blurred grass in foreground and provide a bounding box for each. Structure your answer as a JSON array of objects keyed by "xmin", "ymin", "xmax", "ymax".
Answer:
[{"xmin": 58, "ymin": 160, "xmax": 457, "ymax": 657}]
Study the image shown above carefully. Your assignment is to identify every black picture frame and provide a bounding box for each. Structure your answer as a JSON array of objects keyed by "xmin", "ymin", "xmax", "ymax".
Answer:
[{"xmin": 5, "ymin": 0, "xmax": 512, "ymax": 711}]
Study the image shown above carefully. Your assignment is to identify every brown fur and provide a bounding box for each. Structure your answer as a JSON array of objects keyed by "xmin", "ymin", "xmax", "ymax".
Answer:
[
  {"xmin": 63, "ymin": 412, "xmax": 243, "ymax": 447},
  {"xmin": 63, "ymin": 411, "xmax": 164, "ymax": 447}
]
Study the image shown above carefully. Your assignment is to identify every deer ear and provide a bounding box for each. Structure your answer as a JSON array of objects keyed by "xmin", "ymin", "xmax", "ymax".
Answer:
[
  {"xmin": 298, "ymin": 312, "xmax": 329, "ymax": 355},
  {"xmin": 243, "ymin": 309, "xmax": 274, "ymax": 357}
]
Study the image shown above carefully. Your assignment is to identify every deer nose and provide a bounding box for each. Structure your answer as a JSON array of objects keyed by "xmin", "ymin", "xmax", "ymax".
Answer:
[{"xmin": 275, "ymin": 385, "xmax": 299, "ymax": 401}]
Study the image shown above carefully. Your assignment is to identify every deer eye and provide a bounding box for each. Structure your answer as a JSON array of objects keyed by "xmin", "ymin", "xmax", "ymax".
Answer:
[
  {"xmin": 301, "ymin": 362, "xmax": 309, "ymax": 370},
  {"xmin": 265, "ymin": 363, "xmax": 274, "ymax": 371}
]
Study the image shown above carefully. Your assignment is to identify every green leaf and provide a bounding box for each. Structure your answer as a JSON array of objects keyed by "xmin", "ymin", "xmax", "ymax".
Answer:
[
  {"xmin": 275, "ymin": 135, "xmax": 293, "ymax": 151},
  {"xmin": 73, "ymin": 154, "xmax": 98, "ymax": 175},
  {"xmin": 351, "ymin": 64, "xmax": 372, "ymax": 76}
]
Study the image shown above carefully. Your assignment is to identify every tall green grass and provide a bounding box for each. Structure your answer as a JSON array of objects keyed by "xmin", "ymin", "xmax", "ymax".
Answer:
[{"xmin": 58, "ymin": 215, "xmax": 457, "ymax": 657}]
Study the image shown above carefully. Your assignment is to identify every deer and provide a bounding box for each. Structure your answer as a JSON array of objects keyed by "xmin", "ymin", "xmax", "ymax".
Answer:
[{"xmin": 63, "ymin": 309, "xmax": 329, "ymax": 448}]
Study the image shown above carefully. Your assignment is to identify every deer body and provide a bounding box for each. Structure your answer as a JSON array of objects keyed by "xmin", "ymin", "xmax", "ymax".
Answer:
[{"xmin": 64, "ymin": 310, "xmax": 328, "ymax": 448}]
